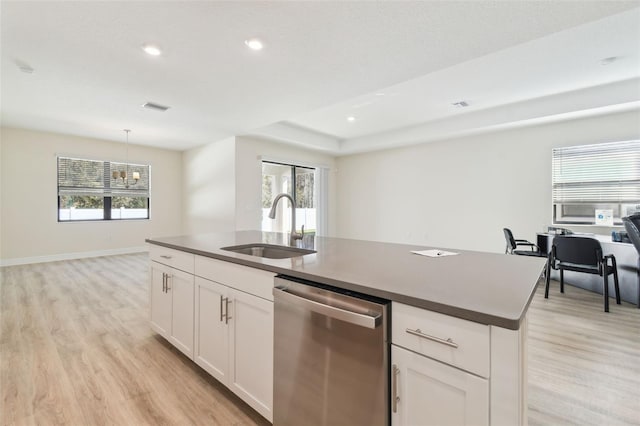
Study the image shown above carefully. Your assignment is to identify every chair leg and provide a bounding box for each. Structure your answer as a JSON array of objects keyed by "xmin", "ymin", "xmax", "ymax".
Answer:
[
  {"xmin": 560, "ymin": 269, "xmax": 564, "ymax": 293},
  {"xmin": 637, "ymin": 257, "xmax": 640, "ymax": 309},
  {"xmin": 603, "ymin": 266, "xmax": 609, "ymax": 313},
  {"xmin": 613, "ymin": 267, "xmax": 621, "ymax": 305},
  {"xmin": 544, "ymin": 260, "xmax": 551, "ymax": 299}
]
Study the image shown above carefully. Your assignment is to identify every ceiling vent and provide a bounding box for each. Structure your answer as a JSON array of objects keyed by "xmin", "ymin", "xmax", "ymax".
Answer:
[
  {"xmin": 142, "ymin": 102, "xmax": 170, "ymax": 112},
  {"xmin": 15, "ymin": 60, "xmax": 34, "ymax": 74}
]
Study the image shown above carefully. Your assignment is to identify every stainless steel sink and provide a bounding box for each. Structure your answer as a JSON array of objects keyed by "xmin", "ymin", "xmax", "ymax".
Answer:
[{"xmin": 221, "ymin": 243, "xmax": 316, "ymax": 259}]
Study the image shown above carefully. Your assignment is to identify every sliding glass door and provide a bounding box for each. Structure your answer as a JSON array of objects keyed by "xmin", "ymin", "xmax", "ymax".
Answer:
[{"xmin": 261, "ymin": 161, "xmax": 318, "ymax": 235}]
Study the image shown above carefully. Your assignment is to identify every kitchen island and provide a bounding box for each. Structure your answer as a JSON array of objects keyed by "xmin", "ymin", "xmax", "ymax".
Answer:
[
  {"xmin": 146, "ymin": 230, "xmax": 545, "ymax": 425},
  {"xmin": 147, "ymin": 230, "xmax": 545, "ymax": 329}
]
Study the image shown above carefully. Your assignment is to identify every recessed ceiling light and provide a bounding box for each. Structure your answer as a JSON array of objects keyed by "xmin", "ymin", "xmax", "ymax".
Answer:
[
  {"xmin": 347, "ymin": 116, "xmax": 356, "ymax": 122},
  {"xmin": 599, "ymin": 56, "xmax": 619, "ymax": 66},
  {"xmin": 142, "ymin": 44, "xmax": 162, "ymax": 56},
  {"xmin": 244, "ymin": 38, "xmax": 264, "ymax": 51}
]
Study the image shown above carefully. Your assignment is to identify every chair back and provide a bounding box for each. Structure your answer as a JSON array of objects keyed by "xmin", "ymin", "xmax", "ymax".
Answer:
[
  {"xmin": 553, "ymin": 236, "xmax": 602, "ymax": 267},
  {"xmin": 503, "ymin": 228, "xmax": 516, "ymax": 251},
  {"xmin": 622, "ymin": 213, "xmax": 640, "ymax": 255}
]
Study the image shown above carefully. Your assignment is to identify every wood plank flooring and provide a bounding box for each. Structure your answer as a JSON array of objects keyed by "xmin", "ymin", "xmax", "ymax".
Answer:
[
  {"xmin": 528, "ymin": 280, "xmax": 640, "ymax": 425},
  {"xmin": 1, "ymin": 254, "xmax": 639, "ymax": 425},
  {"xmin": 0, "ymin": 254, "xmax": 269, "ymax": 426}
]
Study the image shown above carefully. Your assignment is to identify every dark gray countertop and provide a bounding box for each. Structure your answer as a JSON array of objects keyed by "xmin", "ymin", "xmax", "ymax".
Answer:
[{"xmin": 146, "ymin": 230, "xmax": 546, "ymax": 330}]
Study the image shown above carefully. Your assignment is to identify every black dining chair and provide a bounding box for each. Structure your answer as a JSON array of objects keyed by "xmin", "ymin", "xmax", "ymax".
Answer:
[
  {"xmin": 544, "ymin": 236, "xmax": 620, "ymax": 312},
  {"xmin": 622, "ymin": 213, "xmax": 640, "ymax": 308},
  {"xmin": 503, "ymin": 228, "xmax": 543, "ymax": 257}
]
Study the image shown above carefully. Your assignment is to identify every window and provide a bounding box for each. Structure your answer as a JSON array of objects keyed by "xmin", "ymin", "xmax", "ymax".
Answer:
[
  {"xmin": 261, "ymin": 161, "xmax": 319, "ymax": 235},
  {"xmin": 57, "ymin": 156, "xmax": 150, "ymax": 221},
  {"xmin": 552, "ymin": 140, "xmax": 640, "ymax": 226}
]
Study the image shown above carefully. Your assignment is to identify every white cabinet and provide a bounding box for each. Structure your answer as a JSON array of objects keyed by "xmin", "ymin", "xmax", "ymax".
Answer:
[
  {"xmin": 149, "ymin": 245, "xmax": 195, "ymax": 359},
  {"xmin": 391, "ymin": 345, "xmax": 488, "ymax": 426},
  {"xmin": 150, "ymin": 262, "xmax": 172, "ymax": 337},
  {"xmin": 194, "ymin": 256, "xmax": 275, "ymax": 422},
  {"xmin": 194, "ymin": 277, "xmax": 229, "ymax": 383},
  {"xmin": 149, "ymin": 260, "xmax": 195, "ymax": 359},
  {"xmin": 149, "ymin": 247, "xmax": 275, "ymax": 422},
  {"xmin": 392, "ymin": 302, "xmax": 490, "ymax": 378},
  {"xmin": 391, "ymin": 302, "xmax": 527, "ymax": 426},
  {"xmin": 228, "ymin": 287, "xmax": 273, "ymax": 419}
]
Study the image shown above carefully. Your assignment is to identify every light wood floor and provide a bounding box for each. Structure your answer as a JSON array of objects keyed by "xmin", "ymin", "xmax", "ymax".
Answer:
[
  {"xmin": 0, "ymin": 254, "xmax": 269, "ymax": 426},
  {"xmin": 1, "ymin": 254, "xmax": 639, "ymax": 425},
  {"xmin": 528, "ymin": 279, "xmax": 640, "ymax": 425}
]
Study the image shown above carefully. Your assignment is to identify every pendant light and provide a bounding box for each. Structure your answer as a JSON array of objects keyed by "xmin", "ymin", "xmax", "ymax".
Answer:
[{"xmin": 112, "ymin": 129, "xmax": 140, "ymax": 188}]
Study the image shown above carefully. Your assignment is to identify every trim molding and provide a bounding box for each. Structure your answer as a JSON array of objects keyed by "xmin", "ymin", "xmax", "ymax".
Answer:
[{"xmin": 0, "ymin": 246, "xmax": 148, "ymax": 267}]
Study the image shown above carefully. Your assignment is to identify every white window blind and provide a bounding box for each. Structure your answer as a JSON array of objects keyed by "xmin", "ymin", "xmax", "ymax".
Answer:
[
  {"xmin": 552, "ymin": 140, "xmax": 640, "ymax": 204},
  {"xmin": 57, "ymin": 157, "xmax": 150, "ymax": 198}
]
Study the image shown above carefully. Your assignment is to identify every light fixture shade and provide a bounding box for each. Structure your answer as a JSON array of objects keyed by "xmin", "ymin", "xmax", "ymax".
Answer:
[{"xmin": 112, "ymin": 129, "xmax": 139, "ymax": 187}]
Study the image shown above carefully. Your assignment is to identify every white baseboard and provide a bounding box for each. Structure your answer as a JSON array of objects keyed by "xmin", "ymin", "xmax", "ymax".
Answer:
[{"xmin": 0, "ymin": 246, "xmax": 149, "ymax": 267}]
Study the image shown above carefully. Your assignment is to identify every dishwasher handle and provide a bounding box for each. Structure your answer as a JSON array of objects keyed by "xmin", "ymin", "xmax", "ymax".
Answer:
[{"xmin": 274, "ymin": 286, "xmax": 382, "ymax": 329}]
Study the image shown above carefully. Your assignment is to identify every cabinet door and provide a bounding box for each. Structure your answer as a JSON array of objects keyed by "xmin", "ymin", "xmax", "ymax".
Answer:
[
  {"xmin": 228, "ymin": 289, "xmax": 274, "ymax": 422},
  {"xmin": 194, "ymin": 277, "xmax": 229, "ymax": 384},
  {"xmin": 167, "ymin": 268, "xmax": 194, "ymax": 359},
  {"xmin": 392, "ymin": 345, "xmax": 488, "ymax": 426},
  {"xmin": 150, "ymin": 261, "xmax": 172, "ymax": 339}
]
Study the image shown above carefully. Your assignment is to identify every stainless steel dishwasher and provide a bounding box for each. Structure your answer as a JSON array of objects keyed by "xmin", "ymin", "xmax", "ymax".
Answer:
[{"xmin": 273, "ymin": 275, "xmax": 389, "ymax": 426}]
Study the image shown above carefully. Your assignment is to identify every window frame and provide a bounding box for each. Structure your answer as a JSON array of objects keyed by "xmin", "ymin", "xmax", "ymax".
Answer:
[
  {"xmin": 261, "ymin": 159, "xmax": 323, "ymax": 235},
  {"xmin": 551, "ymin": 140, "xmax": 640, "ymax": 226},
  {"xmin": 57, "ymin": 156, "xmax": 151, "ymax": 222}
]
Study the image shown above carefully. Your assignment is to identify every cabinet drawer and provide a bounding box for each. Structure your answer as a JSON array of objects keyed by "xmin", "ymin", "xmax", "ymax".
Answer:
[
  {"xmin": 392, "ymin": 302, "xmax": 489, "ymax": 378},
  {"xmin": 149, "ymin": 245, "xmax": 194, "ymax": 274},
  {"xmin": 195, "ymin": 255, "xmax": 275, "ymax": 301}
]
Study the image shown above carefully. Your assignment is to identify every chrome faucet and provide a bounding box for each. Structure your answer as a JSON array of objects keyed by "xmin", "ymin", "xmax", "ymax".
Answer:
[{"xmin": 268, "ymin": 193, "xmax": 304, "ymax": 245}]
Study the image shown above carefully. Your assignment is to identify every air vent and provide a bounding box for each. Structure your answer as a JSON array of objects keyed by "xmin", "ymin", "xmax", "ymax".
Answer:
[
  {"xmin": 15, "ymin": 60, "xmax": 34, "ymax": 74},
  {"xmin": 142, "ymin": 102, "xmax": 170, "ymax": 112},
  {"xmin": 452, "ymin": 101, "xmax": 469, "ymax": 108}
]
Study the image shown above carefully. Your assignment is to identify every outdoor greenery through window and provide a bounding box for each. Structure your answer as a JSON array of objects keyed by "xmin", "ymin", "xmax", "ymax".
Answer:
[
  {"xmin": 261, "ymin": 161, "xmax": 316, "ymax": 235},
  {"xmin": 57, "ymin": 156, "xmax": 150, "ymax": 221},
  {"xmin": 552, "ymin": 140, "xmax": 640, "ymax": 225}
]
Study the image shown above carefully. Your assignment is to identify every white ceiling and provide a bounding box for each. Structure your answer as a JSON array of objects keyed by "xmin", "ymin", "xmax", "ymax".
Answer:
[{"xmin": 1, "ymin": 1, "xmax": 639, "ymax": 154}]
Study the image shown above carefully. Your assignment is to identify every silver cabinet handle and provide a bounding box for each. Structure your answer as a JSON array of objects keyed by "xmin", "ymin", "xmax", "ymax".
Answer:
[
  {"xmin": 165, "ymin": 274, "xmax": 171, "ymax": 292},
  {"xmin": 392, "ymin": 364, "xmax": 400, "ymax": 413},
  {"xmin": 225, "ymin": 298, "xmax": 232, "ymax": 324},
  {"xmin": 220, "ymin": 296, "xmax": 232, "ymax": 324},
  {"xmin": 160, "ymin": 255, "xmax": 172, "ymax": 259},
  {"xmin": 273, "ymin": 287, "xmax": 381, "ymax": 329},
  {"xmin": 405, "ymin": 328, "xmax": 458, "ymax": 348},
  {"xmin": 162, "ymin": 273, "xmax": 166, "ymax": 293}
]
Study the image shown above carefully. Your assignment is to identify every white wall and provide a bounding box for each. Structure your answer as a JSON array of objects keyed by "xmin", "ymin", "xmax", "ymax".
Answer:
[
  {"xmin": 234, "ymin": 136, "xmax": 337, "ymax": 235},
  {"xmin": 0, "ymin": 127, "xmax": 183, "ymax": 264},
  {"xmin": 181, "ymin": 135, "xmax": 337, "ymax": 236},
  {"xmin": 181, "ymin": 137, "xmax": 236, "ymax": 235},
  {"xmin": 9, "ymin": 109, "xmax": 635, "ymax": 264},
  {"xmin": 335, "ymin": 110, "xmax": 640, "ymax": 253}
]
